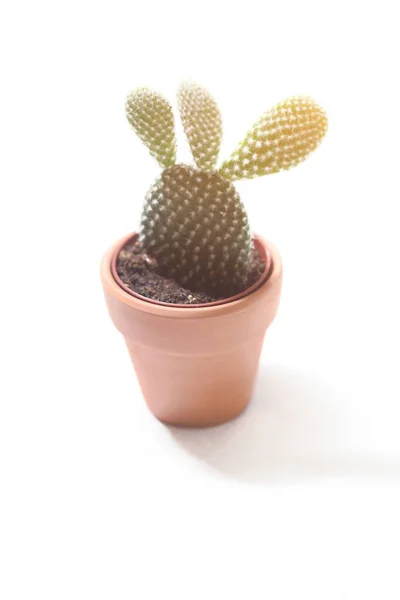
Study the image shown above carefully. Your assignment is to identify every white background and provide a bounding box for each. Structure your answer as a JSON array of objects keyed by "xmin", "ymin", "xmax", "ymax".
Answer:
[{"xmin": 1, "ymin": 1, "xmax": 400, "ymax": 598}]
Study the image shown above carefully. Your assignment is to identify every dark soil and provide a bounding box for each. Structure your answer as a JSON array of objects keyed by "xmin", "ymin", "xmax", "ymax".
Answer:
[{"xmin": 116, "ymin": 240, "xmax": 265, "ymax": 305}]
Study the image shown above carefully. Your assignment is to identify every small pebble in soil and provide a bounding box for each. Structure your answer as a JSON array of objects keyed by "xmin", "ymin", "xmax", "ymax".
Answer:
[{"xmin": 116, "ymin": 240, "xmax": 265, "ymax": 305}]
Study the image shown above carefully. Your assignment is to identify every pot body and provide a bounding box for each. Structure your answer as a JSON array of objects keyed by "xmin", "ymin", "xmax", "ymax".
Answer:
[{"xmin": 101, "ymin": 234, "xmax": 282, "ymax": 427}]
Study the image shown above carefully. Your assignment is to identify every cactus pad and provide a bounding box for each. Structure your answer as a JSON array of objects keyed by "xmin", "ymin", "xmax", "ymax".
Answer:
[
  {"xmin": 140, "ymin": 164, "xmax": 252, "ymax": 295},
  {"xmin": 220, "ymin": 96, "xmax": 328, "ymax": 180},
  {"xmin": 177, "ymin": 82, "xmax": 222, "ymax": 171},
  {"xmin": 125, "ymin": 88, "xmax": 176, "ymax": 168}
]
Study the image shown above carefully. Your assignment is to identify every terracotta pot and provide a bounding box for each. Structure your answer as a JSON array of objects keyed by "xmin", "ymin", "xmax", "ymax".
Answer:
[{"xmin": 101, "ymin": 233, "xmax": 282, "ymax": 427}]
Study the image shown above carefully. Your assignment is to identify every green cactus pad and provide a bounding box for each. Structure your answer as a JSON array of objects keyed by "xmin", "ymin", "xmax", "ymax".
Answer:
[
  {"xmin": 140, "ymin": 164, "xmax": 252, "ymax": 295},
  {"xmin": 220, "ymin": 96, "xmax": 328, "ymax": 181},
  {"xmin": 177, "ymin": 82, "xmax": 222, "ymax": 171},
  {"xmin": 125, "ymin": 88, "xmax": 176, "ymax": 168}
]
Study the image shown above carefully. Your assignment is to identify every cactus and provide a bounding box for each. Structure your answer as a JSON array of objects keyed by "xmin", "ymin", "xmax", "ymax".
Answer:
[{"xmin": 126, "ymin": 83, "xmax": 327, "ymax": 296}]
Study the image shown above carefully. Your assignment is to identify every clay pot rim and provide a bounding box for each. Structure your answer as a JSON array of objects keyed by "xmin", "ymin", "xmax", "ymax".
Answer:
[{"xmin": 105, "ymin": 232, "xmax": 277, "ymax": 318}]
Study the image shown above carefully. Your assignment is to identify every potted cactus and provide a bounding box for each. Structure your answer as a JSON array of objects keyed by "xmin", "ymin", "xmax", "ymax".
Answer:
[{"xmin": 101, "ymin": 82, "xmax": 327, "ymax": 427}]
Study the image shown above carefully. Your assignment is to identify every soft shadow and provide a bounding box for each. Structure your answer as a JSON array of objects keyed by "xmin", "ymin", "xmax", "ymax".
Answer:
[{"xmin": 169, "ymin": 365, "xmax": 400, "ymax": 483}]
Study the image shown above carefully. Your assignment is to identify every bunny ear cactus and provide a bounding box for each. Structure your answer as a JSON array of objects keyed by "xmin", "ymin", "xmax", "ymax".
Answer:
[{"xmin": 125, "ymin": 83, "xmax": 327, "ymax": 297}]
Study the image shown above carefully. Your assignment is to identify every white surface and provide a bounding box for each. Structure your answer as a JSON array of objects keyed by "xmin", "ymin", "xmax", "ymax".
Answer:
[{"xmin": 1, "ymin": 1, "xmax": 400, "ymax": 598}]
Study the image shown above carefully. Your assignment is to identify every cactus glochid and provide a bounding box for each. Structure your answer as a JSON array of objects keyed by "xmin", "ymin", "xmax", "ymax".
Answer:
[{"xmin": 126, "ymin": 82, "xmax": 327, "ymax": 297}]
